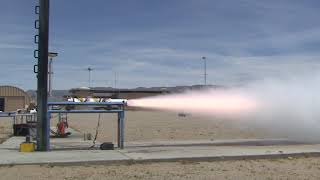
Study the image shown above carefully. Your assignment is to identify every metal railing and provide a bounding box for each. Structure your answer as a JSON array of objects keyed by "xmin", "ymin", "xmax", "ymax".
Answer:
[
  {"xmin": 0, "ymin": 112, "xmax": 37, "ymax": 138},
  {"xmin": 0, "ymin": 112, "xmax": 16, "ymax": 117}
]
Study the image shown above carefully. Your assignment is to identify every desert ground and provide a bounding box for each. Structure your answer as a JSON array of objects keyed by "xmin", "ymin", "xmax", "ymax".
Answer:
[
  {"xmin": 0, "ymin": 117, "xmax": 12, "ymax": 143},
  {"xmin": 63, "ymin": 110, "xmax": 275, "ymax": 143},
  {"xmin": 0, "ymin": 157, "xmax": 319, "ymax": 180},
  {"xmin": 0, "ymin": 110, "xmax": 319, "ymax": 179}
]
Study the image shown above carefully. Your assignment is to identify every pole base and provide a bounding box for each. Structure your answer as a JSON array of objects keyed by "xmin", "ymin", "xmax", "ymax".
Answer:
[{"xmin": 20, "ymin": 142, "xmax": 36, "ymax": 152}]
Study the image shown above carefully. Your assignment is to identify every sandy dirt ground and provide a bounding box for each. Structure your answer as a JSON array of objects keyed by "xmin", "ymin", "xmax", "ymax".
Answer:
[
  {"xmin": 0, "ymin": 110, "xmax": 276, "ymax": 143},
  {"xmin": 1, "ymin": 110, "xmax": 282, "ymax": 143},
  {"xmin": 0, "ymin": 157, "xmax": 319, "ymax": 180},
  {"xmin": 60, "ymin": 110, "xmax": 277, "ymax": 143},
  {"xmin": 0, "ymin": 111, "xmax": 314, "ymax": 179},
  {"xmin": 0, "ymin": 117, "xmax": 12, "ymax": 143}
]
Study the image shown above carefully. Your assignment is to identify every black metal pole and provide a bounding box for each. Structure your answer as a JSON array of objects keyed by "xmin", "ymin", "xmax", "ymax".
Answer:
[
  {"xmin": 36, "ymin": 0, "xmax": 50, "ymax": 151},
  {"xmin": 204, "ymin": 58, "xmax": 207, "ymax": 86},
  {"xmin": 202, "ymin": 56, "xmax": 207, "ymax": 86},
  {"xmin": 117, "ymin": 113, "xmax": 120, "ymax": 148}
]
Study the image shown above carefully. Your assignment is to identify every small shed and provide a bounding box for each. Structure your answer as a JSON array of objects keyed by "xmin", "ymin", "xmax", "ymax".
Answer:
[{"xmin": 0, "ymin": 86, "xmax": 31, "ymax": 112}]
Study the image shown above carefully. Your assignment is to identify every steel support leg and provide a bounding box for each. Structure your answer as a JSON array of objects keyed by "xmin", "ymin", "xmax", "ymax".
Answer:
[
  {"xmin": 119, "ymin": 110, "xmax": 125, "ymax": 149},
  {"xmin": 117, "ymin": 112, "xmax": 120, "ymax": 148}
]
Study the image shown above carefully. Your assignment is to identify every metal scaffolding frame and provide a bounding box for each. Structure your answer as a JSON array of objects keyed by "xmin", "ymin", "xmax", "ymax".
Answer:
[{"xmin": 47, "ymin": 101, "xmax": 126, "ymax": 149}]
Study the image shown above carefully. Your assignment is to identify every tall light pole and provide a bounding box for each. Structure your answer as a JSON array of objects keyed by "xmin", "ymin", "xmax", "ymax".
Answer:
[
  {"xmin": 114, "ymin": 72, "xmax": 117, "ymax": 89},
  {"xmin": 48, "ymin": 52, "xmax": 58, "ymax": 97},
  {"xmin": 87, "ymin": 67, "xmax": 93, "ymax": 87},
  {"xmin": 202, "ymin": 56, "xmax": 207, "ymax": 86}
]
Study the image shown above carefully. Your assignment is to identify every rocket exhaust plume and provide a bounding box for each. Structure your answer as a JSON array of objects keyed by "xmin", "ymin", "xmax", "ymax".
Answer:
[
  {"xmin": 127, "ymin": 74, "xmax": 320, "ymax": 141},
  {"xmin": 128, "ymin": 90, "xmax": 257, "ymax": 116}
]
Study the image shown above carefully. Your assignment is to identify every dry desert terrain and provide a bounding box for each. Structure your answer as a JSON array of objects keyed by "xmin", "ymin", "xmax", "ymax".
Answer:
[
  {"xmin": 1, "ymin": 110, "xmax": 319, "ymax": 179},
  {"xmin": 63, "ymin": 110, "xmax": 274, "ymax": 143},
  {"xmin": 0, "ymin": 157, "xmax": 319, "ymax": 180}
]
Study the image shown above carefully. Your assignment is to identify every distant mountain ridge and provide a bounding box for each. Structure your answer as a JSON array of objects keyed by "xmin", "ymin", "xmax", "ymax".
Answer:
[{"xmin": 27, "ymin": 90, "xmax": 70, "ymax": 102}]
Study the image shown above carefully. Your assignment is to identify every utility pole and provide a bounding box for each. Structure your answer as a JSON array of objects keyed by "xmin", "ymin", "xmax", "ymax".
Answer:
[
  {"xmin": 114, "ymin": 72, "xmax": 117, "ymax": 89},
  {"xmin": 48, "ymin": 52, "xmax": 58, "ymax": 97},
  {"xmin": 87, "ymin": 67, "xmax": 93, "ymax": 87},
  {"xmin": 36, "ymin": 0, "xmax": 50, "ymax": 151},
  {"xmin": 202, "ymin": 56, "xmax": 207, "ymax": 86},
  {"xmin": 114, "ymin": 72, "xmax": 120, "ymax": 98}
]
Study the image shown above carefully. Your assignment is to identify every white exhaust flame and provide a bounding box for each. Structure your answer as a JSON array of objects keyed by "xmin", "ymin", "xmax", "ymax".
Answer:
[
  {"xmin": 127, "ymin": 74, "xmax": 320, "ymax": 141},
  {"xmin": 128, "ymin": 90, "xmax": 257, "ymax": 116}
]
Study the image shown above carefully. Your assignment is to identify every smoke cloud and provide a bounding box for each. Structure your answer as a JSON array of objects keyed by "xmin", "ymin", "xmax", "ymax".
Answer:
[{"xmin": 128, "ymin": 74, "xmax": 320, "ymax": 141}]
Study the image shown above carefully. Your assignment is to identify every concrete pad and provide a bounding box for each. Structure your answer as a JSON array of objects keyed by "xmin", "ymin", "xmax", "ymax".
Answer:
[
  {"xmin": 0, "ymin": 128, "xmax": 101, "ymax": 150},
  {"xmin": 120, "ymin": 144, "xmax": 320, "ymax": 161},
  {"xmin": 125, "ymin": 138, "xmax": 315, "ymax": 148},
  {"xmin": 0, "ymin": 150, "xmax": 130, "ymax": 165},
  {"xmin": 50, "ymin": 128, "xmax": 100, "ymax": 150},
  {"xmin": 0, "ymin": 128, "xmax": 128, "ymax": 165},
  {"xmin": 1, "ymin": 132, "xmax": 320, "ymax": 165}
]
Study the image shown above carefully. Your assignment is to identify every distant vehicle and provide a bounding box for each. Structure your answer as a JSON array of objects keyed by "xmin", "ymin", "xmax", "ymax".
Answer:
[
  {"xmin": 52, "ymin": 105, "xmax": 61, "ymax": 110},
  {"xmin": 178, "ymin": 113, "xmax": 188, "ymax": 117}
]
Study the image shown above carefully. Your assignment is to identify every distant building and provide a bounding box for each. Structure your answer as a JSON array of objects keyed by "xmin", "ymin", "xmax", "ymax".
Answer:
[
  {"xmin": 0, "ymin": 86, "xmax": 31, "ymax": 112},
  {"xmin": 69, "ymin": 87, "xmax": 169, "ymax": 100},
  {"xmin": 67, "ymin": 85, "xmax": 226, "ymax": 102}
]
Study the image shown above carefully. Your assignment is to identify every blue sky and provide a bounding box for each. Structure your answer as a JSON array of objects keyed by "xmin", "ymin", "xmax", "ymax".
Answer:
[{"xmin": 1, "ymin": 0, "xmax": 320, "ymax": 90}]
